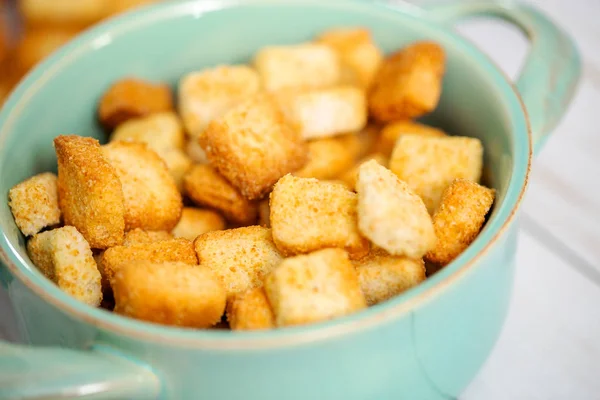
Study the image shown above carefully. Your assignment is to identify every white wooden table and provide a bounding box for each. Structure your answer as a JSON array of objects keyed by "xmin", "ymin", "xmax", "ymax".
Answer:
[{"xmin": 1, "ymin": 1, "xmax": 598, "ymax": 398}]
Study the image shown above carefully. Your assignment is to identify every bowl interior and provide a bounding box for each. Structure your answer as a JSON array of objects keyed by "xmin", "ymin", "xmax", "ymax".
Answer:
[{"xmin": 0, "ymin": 0, "xmax": 529, "ymax": 338}]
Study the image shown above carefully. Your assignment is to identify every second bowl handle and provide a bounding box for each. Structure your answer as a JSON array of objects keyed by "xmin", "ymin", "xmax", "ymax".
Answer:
[{"xmin": 422, "ymin": 1, "xmax": 581, "ymax": 153}]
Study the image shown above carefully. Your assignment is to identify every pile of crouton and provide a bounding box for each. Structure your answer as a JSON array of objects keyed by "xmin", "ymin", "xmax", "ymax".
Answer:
[{"xmin": 7, "ymin": 27, "xmax": 495, "ymax": 331}]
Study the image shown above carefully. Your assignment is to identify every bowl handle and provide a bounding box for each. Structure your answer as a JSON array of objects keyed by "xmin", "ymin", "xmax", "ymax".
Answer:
[
  {"xmin": 0, "ymin": 341, "xmax": 161, "ymax": 399},
  {"xmin": 421, "ymin": 1, "xmax": 581, "ymax": 153}
]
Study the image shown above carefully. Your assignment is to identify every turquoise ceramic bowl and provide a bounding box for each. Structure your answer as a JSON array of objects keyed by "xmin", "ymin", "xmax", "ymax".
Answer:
[{"xmin": 0, "ymin": 1, "xmax": 580, "ymax": 399}]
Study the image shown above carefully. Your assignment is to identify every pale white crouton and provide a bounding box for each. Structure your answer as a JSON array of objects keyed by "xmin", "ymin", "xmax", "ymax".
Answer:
[
  {"xmin": 186, "ymin": 139, "xmax": 208, "ymax": 164},
  {"xmin": 27, "ymin": 226, "xmax": 102, "ymax": 306},
  {"xmin": 171, "ymin": 207, "xmax": 225, "ymax": 241},
  {"xmin": 9, "ymin": 172, "xmax": 61, "ymax": 236},
  {"xmin": 264, "ymin": 248, "xmax": 366, "ymax": 327},
  {"xmin": 356, "ymin": 160, "xmax": 436, "ymax": 258},
  {"xmin": 253, "ymin": 43, "xmax": 341, "ymax": 91},
  {"xmin": 276, "ymin": 86, "xmax": 367, "ymax": 140},
  {"xmin": 178, "ymin": 65, "xmax": 261, "ymax": 138},
  {"xmin": 226, "ymin": 287, "xmax": 275, "ymax": 331},
  {"xmin": 110, "ymin": 111, "xmax": 185, "ymax": 152}
]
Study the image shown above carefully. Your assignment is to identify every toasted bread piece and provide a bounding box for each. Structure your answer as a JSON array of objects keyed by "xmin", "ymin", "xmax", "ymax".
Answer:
[
  {"xmin": 186, "ymin": 139, "xmax": 208, "ymax": 164},
  {"xmin": 270, "ymin": 175, "xmax": 369, "ymax": 259},
  {"xmin": 113, "ymin": 261, "xmax": 226, "ymax": 328},
  {"xmin": 254, "ymin": 43, "xmax": 340, "ymax": 92},
  {"xmin": 316, "ymin": 27, "xmax": 383, "ymax": 89},
  {"xmin": 19, "ymin": 0, "xmax": 108, "ymax": 27},
  {"xmin": 357, "ymin": 160, "xmax": 435, "ymax": 258},
  {"xmin": 123, "ymin": 228, "xmax": 173, "ymax": 246},
  {"xmin": 389, "ymin": 134, "xmax": 483, "ymax": 213},
  {"xmin": 194, "ymin": 226, "xmax": 283, "ymax": 298},
  {"xmin": 374, "ymin": 121, "xmax": 447, "ymax": 157},
  {"xmin": 264, "ymin": 248, "xmax": 366, "ymax": 327},
  {"xmin": 100, "ymin": 238, "xmax": 197, "ymax": 284},
  {"xmin": 102, "ymin": 141, "xmax": 182, "ymax": 231},
  {"xmin": 54, "ymin": 135, "xmax": 125, "ymax": 249},
  {"xmin": 369, "ymin": 41, "xmax": 445, "ymax": 122},
  {"xmin": 92, "ymin": 252, "xmax": 111, "ymax": 293},
  {"xmin": 338, "ymin": 153, "xmax": 388, "ymax": 191},
  {"xmin": 226, "ymin": 287, "xmax": 275, "ymax": 331},
  {"xmin": 335, "ymin": 124, "xmax": 381, "ymax": 161},
  {"xmin": 106, "ymin": 0, "xmax": 158, "ymax": 15},
  {"xmin": 352, "ymin": 249, "xmax": 425, "ymax": 305},
  {"xmin": 425, "ymin": 179, "xmax": 495, "ymax": 266},
  {"xmin": 160, "ymin": 148, "xmax": 193, "ymax": 191},
  {"xmin": 294, "ymin": 138, "xmax": 356, "ymax": 180},
  {"xmin": 171, "ymin": 207, "xmax": 225, "ymax": 241},
  {"xmin": 275, "ymin": 86, "xmax": 367, "ymax": 140},
  {"xmin": 200, "ymin": 94, "xmax": 308, "ymax": 199},
  {"xmin": 27, "ymin": 226, "xmax": 102, "ymax": 306},
  {"xmin": 98, "ymin": 77, "xmax": 173, "ymax": 130},
  {"xmin": 178, "ymin": 65, "xmax": 261, "ymax": 138},
  {"xmin": 110, "ymin": 111, "xmax": 185, "ymax": 152},
  {"xmin": 183, "ymin": 164, "xmax": 258, "ymax": 225},
  {"xmin": 258, "ymin": 200, "xmax": 271, "ymax": 228},
  {"xmin": 9, "ymin": 172, "xmax": 61, "ymax": 236}
]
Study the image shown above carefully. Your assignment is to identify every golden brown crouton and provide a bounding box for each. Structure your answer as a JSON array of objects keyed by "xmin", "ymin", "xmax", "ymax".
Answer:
[
  {"xmin": 100, "ymin": 238, "xmax": 197, "ymax": 284},
  {"xmin": 113, "ymin": 261, "xmax": 226, "ymax": 328},
  {"xmin": 336, "ymin": 124, "xmax": 381, "ymax": 161},
  {"xmin": 270, "ymin": 175, "xmax": 369, "ymax": 259},
  {"xmin": 374, "ymin": 120, "xmax": 447, "ymax": 157},
  {"xmin": 93, "ymin": 252, "xmax": 111, "ymax": 293},
  {"xmin": 369, "ymin": 41, "xmax": 445, "ymax": 122},
  {"xmin": 356, "ymin": 160, "xmax": 435, "ymax": 258},
  {"xmin": 338, "ymin": 153, "xmax": 388, "ymax": 191},
  {"xmin": 110, "ymin": 111, "xmax": 185, "ymax": 152},
  {"xmin": 258, "ymin": 200, "xmax": 271, "ymax": 228},
  {"xmin": 294, "ymin": 138, "xmax": 356, "ymax": 180},
  {"xmin": 264, "ymin": 248, "xmax": 366, "ymax": 327},
  {"xmin": 8, "ymin": 172, "xmax": 61, "ymax": 236},
  {"xmin": 183, "ymin": 165, "xmax": 258, "ymax": 225},
  {"xmin": 123, "ymin": 228, "xmax": 174, "ymax": 246},
  {"xmin": 27, "ymin": 226, "xmax": 102, "ymax": 306},
  {"xmin": 226, "ymin": 287, "xmax": 275, "ymax": 331},
  {"xmin": 316, "ymin": 27, "xmax": 383, "ymax": 89},
  {"xmin": 102, "ymin": 141, "xmax": 182, "ymax": 231},
  {"xmin": 275, "ymin": 86, "xmax": 367, "ymax": 140},
  {"xmin": 19, "ymin": 0, "xmax": 108, "ymax": 27},
  {"xmin": 389, "ymin": 134, "xmax": 484, "ymax": 213},
  {"xmin": 160, "ymin": 148, "xmax": 193, "ymax": 190},
  {"xmin": 186, "ymin": 140, "xmax": 208, "ymax": 164},
  {"xmin": 171, "ymin": 207, "xmax": 225, "ymax": 241},
  {"xmin": 178, "ymin": 65, "xmax": 261, "ymax": 138},
  {"xmin": 253, "ymin": 43, "xmax": 340, "ymax": 92},
  {"xmin": 98, "ymin": 77, "xmax": 173, "ymax": 130},
  {"xmin": 352, "ymin": 249, "xmax": 425, "ymax": 306},
  {"xmin": 200, "ymin": 94, "xmax": 308, "ymax": 199},
  {"xmin": 425, "ymin": 179, "xmax": 495, "ymax": 266},
  {"xmin": 54, "ymin": 135, "xmax": 125, "ymax": 249},
  {"xmin": 194, "ymin": 226, "xmax": 283, "ymax": 298}
]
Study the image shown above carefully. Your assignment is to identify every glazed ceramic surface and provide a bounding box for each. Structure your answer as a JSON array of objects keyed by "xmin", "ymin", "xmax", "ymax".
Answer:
[{"xmin": 0, "ymin": 1, "xmax": 580, "ymax": 399}]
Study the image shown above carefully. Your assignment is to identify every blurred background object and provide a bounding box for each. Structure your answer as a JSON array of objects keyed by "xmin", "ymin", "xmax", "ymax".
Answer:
[{"xmin": 0, "ymin": 0, "xmax": 159, "ymax": 105}]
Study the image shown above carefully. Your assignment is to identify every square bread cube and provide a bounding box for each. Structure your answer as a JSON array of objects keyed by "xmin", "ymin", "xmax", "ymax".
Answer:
[
  {"xmin": 337, "ymin": 124, "xmax": 381, "ymax": 161},
  {"xmin": 98, "ymin": 77, "xmax": 173, "ymax": 130},
  {"xmin": 178, "ymin": 65, "xmax": 261, "ymax": 138},
  {"xmin": 100, "ymin": 238, "xmax": 197, "ymax": 284},
  {"xmin": 171, "ymin": 207, "xmax": 226, "ymax": 241},
  {"xmin": 389, "ymin": 134, "xmax": 484, "ymax": 213},
  {"xmin": 369, "ymin": 41, "xmax": 446, "ymax": 122},
  {"xmin": 54, "ymin": 135, "xmax": 125, "ymax": 249},
  {"xmin": 316, "ymin": 27, "xmax": 383, "ymax": 89},
  {"xmin": 352, "ymin": 249, "xmax": 425, "ymax": 306},
  {"xmin": 113, "ymin": 261, "xmax": 226, "ymax": 328},
  {"xmin": 294, "ymin": 137, "xmax": 356, "ymax": 180},
  {"xmin": 183, "ymin": 164, "xmax": 258, "ymax": 225},
  {"xmin": 425, "ymin": 179, "xmax": 495, "ymax": 266},
  {"xmin": 160, "ymin": 148, "xmax": 193, "ymax": 191},
  {"xmin": 357, "ymin": 160, "xmax": 436, "ymax": 258},
  {"xmin": 270, "ymin": 175, "xmax": 369, "ymax": 259},
  {"xmin": 374, "ymin": 121, "xmax": 447, "ymax": 157},
  {"xmin": 8, "ymin": 172, "xmax": 61, "ymax": 236},
  {"xmin": 123, "ymin": 228, "xmax": 173, "ymax": 246},
  {"xmin": 226, "ymin": 287, "xmax": 275, "ymax": 331},
  {"xmin": 253, "ymin": 43, "xmax": 340, "ymax": 91},
  {"xmin": 338, "ymin": 153, "xmax": 388, "ymax": 191},
  {"xmin": 194, "ymin": 226, "xmax": 283, "ymax": 298},
  {"xmin": 264, "ymin": 248, "xmax": 366, "ymax": 327},
  {"xmin": 200, "ymin": 94, "xmax": 308, "ymax": 199},
  {"xmin": 102, "ymin": 141, "xmax": 183, "ymax": 231},
  {"xmin": 275, "ymin": 86, "xmax": 367, "ymax": 140},
  {"xmin": 27, "ymin": 226, "xmax": 102, "ymax": 306},
  {"xmin": 110, "ymin": 111, "xmax": 185, "ymax": 152}
]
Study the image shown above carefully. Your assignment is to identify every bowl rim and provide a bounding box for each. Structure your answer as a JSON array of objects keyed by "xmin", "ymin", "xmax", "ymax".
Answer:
[{"xmin": 0, "ymin": 0, "xmax": 532, "ymax": 350}]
